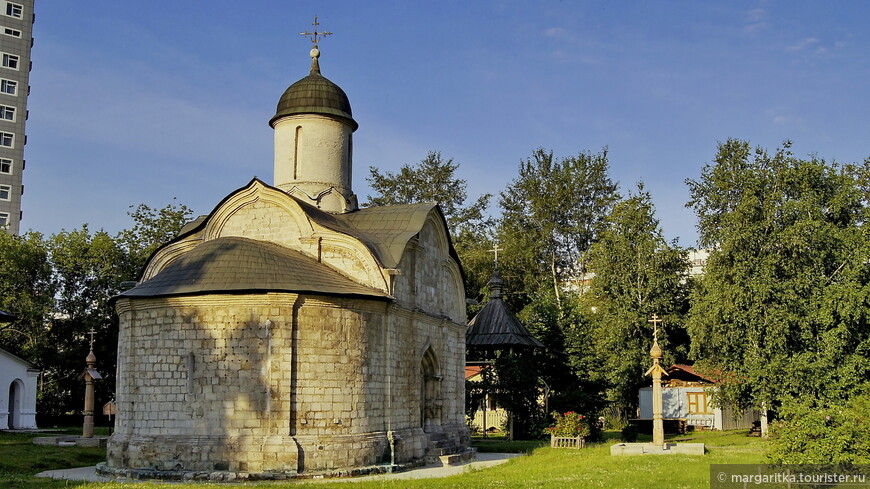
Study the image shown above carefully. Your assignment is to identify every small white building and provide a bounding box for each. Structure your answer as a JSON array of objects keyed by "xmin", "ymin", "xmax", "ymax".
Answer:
[
  {"xmin": 638, "ymin": 364, "xmax": 757, "ymax": 431},
  {"xmin": 0, "ymin": 347, "xmax": 39, "ymax": 429}
]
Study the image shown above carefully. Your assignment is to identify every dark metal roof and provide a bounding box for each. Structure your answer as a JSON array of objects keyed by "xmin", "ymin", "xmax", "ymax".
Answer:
[
  {"xmin": 269, "ymin": 63, "xmax": 358, "ymax": 130},
  {"xmin": 0, "ymin": 310, "xmax": 16, "ymax": 322},
  {"xmin": 118, "ymin": 236, "xmax": 389, "ymax": 300},
  {"xmin": 300, "ymin": 199, "xmax": 439, "ymax": 269},
  {"xmin": 466, "ymin": 271, "xmax": 544, "ymax": 349}
]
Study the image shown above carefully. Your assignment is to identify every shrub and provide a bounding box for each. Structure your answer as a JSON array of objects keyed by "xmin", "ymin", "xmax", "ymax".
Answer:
[
  {"xmin": 544, "ymin": 411, "xmax": 590, "ymax": 438},
  {"xmin": 768, "ymin": 388, "xmax": 870, "ymax": 464},
  {"xmin": 621, "ymin": 424, "xmax": 639, "ymax": 442}
]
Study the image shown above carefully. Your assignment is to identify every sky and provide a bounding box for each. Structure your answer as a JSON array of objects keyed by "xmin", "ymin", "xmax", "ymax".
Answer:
[{"xmin": 21, "ymin": 1, "xmax": 870, "ymax": 247}]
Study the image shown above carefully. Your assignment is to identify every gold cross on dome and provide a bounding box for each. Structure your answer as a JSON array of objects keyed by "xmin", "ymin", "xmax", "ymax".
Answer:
[
  {"xmin": 488, "ymin": 243, "xmax": 504, "ymax": 267},
  {"xmin": 648, "ymin": 315, "xmax": 662, "ymax": 344},
  {"xmin": 300, "ymin": 16, "xmax": 333, "ymax": 47}
]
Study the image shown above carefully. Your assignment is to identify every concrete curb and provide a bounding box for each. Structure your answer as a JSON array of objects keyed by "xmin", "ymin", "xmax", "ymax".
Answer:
[{"xmin": 36, "ymin": 452, "xmax": 523, "ymax": 483}]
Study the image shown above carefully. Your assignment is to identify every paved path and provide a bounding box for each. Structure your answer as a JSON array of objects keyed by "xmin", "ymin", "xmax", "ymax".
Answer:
[{"xmin": 36, "ymin": 452, "xmax": 522, "ymax": 484}]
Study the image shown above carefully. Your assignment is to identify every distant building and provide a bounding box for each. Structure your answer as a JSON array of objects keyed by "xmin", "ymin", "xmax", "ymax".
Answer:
[
  {"xmin": 0, "ymin": 346, "xmax": 39, "ymax": 429},
  {"xmin": 637, "ymin": 364, "xmax": 758, "ymax": 431},
  {"xmin": 687, "ymin": 249, "xmax": 710, "ymax": 277},
  {"xmin": 464, "ymin": 365, "xmax": 507, "ymax": 432},
  {"xmin": 0, "ymin": 0, "xmax": 33, "ymax": 235}
]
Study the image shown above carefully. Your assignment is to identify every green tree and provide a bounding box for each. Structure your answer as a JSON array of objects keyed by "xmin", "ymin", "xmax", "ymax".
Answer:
[
  {"xmin": 365, "ymin": 151, "xmax": 491, "ymax": 234},
  {"xmin": 116, "ymin": 200, "xmax": 194, "ymax": 280},
  {"xmin": 365, "ymin": 151, "xmax": 494, "ymax": 300},
  {"xmin": 0, "ymin": 231, "xmax": 54, "ymax": 360},
  {"xmin": 495, "ymin": 148, "xmax": 619, "ymax": 419},
  {"xmin": 498, "ymin": 148, "xmax": 619, "ymax": 311},
  {"xmin": 686, "ymin": 140, "xmax": 870, "ymax": 415},
  {"xmin": 490, "ymin": 352, "xmax": 545, "ymax": 440},
  {"xmin": 33, "ymin": 201, "xmax": 193, "ymax": 420},
  {"xmin": 41, "ymin": 226, "xmax": 127, "ymax": 418},
  {"xmin": 583, "ymin": 184, "xmax": 690, "ymax": 418}
]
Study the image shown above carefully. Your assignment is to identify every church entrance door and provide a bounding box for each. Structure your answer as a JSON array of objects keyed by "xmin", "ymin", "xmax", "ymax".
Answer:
[{"xmin": 7, "ymin": 380, "xmax": 21, "ymax": 429}]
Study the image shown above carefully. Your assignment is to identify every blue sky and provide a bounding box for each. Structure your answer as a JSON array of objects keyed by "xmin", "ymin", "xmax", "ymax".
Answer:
[{"xmin": 22, "ymin": 1, "xmax": 869, "ymax": 247}]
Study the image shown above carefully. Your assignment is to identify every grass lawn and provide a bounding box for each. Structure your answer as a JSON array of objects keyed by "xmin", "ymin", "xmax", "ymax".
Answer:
[
  {"xmin": 0, "ymin": 429, "xmax": 106, "ymax": 489},
  {"xmin": 0, "ymin": 429, "xmax": 766, "ymax": 488}
]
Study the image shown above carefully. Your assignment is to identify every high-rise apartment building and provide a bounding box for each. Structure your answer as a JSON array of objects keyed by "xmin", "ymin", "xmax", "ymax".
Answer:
[{"xmin": 0, "ymin": 0, "xmax": 32, "ymax": 235}]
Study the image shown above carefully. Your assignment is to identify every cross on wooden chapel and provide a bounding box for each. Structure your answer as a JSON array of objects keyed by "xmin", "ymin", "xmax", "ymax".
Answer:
[{"xmin": 488, "ymin": 243, "xmax": 504, "ymax": 267}]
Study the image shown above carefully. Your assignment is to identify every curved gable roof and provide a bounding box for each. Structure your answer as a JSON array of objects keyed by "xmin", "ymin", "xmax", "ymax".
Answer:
[
  {"xmin": 301, "ymin": 200, "xmax": 438, "ymax": 269},
  {"xmin": 165, "ymin": 179, "xmax": 459, "ymax": 270},
  {"xmin": 131, "ymin": 178, "xmax": 465, "ymax": 298},
  {"xmin": 118, "ymin": 237, "xmax": 389, "ymax": 300}
]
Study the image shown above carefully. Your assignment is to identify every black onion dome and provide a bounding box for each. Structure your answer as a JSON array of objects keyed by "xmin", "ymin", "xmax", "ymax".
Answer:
[{"xmin": 269, "ymin": 55, "xmax": 357, "ymax": 130}]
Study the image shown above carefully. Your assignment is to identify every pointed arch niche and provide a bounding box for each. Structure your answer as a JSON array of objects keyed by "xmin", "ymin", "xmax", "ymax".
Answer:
[{"xmin": 420, "ymin": 346, "xmax": 442, "ymax": 432}]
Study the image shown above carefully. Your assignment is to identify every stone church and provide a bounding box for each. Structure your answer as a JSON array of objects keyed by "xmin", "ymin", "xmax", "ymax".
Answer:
[{"xmin": 102, "ymin": 41, "xmax": 470, "ymax": 479}]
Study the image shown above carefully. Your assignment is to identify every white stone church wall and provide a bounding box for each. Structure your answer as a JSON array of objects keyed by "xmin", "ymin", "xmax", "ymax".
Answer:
[
  {"xmin": 0, "ymin": 350, "xmax": 38, "ymax": 429},
  {"xmin": 109, "ymin": 290, "xmax": 466, "ymax": 475}
]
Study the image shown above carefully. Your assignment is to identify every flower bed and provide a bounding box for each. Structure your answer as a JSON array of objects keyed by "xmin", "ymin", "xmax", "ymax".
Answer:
[{"xmin": 545, "ymin": 411, "xmax": 589, "ymax": 449}]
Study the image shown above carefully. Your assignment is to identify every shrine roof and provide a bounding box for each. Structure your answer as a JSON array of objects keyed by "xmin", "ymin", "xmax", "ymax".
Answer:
[{"xmin": 466, "ymin": 270, "xmax": 544, "ymax": 350}]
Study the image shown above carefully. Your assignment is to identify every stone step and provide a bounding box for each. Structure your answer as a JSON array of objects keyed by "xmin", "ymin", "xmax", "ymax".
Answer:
[
  {"xmin": 438, "ymin": 448, "xmax": 477, "ymax": 466},
  {"xmin": 425, "ymin": 448, "xmax": 477, "ymax": 466},
  {"xmin": 428, "ymin": 446, "xmax": 460, "ymax": 456}
]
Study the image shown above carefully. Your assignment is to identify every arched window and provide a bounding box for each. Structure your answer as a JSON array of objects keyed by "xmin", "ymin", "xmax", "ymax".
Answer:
[{"xmin": 293, "ymin": 125, "xmax": 302, "ymax": 179}]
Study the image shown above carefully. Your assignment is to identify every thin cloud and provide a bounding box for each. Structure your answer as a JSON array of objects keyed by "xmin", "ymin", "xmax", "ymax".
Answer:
[
  {"xmin": 543, "ymin": 27, "xmax": 571, "ymax": 39},
  {"xmin": 743, "ymin": 8, "xmax": 768, "ymax": 33},
  {"xmin": 746, "ymin": 8, "xmax": 767, "ymax": 22},
  {"xmin": 744, "ymin": 22, "xmax": 769, "ymax": 34},
  {"xmin": 786, "ymin": 37, "xmax": 820, "ymax": 51}
]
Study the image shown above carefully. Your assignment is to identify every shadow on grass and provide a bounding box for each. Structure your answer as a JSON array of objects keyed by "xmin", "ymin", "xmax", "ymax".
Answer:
[{"xmin": 471, "ymin": 434, "xmax": 548, "ymax": 454}]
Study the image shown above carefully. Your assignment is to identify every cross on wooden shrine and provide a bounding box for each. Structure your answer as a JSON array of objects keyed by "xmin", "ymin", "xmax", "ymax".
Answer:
[
  {"xmin": 299, "ymin": 16, "xmax": 333, "ymax": 47},
  {"xmin": 648, "ymin": 314, "xmax": 662, "ymax": 344},
  {"xmin": 87, "ymin": 328, "xmax": 97, "ymax": 350}
]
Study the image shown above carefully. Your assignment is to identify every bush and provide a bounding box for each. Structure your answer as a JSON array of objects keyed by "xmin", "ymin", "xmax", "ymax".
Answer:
[
  {"xmin": 621, "ymin": 424, "xmax": 639, "ymax": 442},
  {"xmin": 544, "ymin": 411, "xmax": 590, "ymax": 438},
  {"xmin": 768, "ymin": 389, "xmax": 870, "ymax": 464}
]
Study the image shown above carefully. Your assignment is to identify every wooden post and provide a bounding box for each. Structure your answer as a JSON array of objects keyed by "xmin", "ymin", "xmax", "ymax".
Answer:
[
  {"xmin": 645, "ymin": 315, "xmax": 667, "ymax": 448},
  {"xmin": 650, "ymin": 355, "xmax": 665, "ymax": 447},
  {"xmin": 82, "ymin": 329, "xmax": 101, "ymax": 439},
  {"xmin": 83, "ymin": 350, "xmax": 96, "ymax": 438}
]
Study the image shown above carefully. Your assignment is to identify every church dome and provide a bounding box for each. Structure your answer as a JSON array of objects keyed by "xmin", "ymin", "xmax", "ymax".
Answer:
[{"xmin": 269, "ymin": 48, "xmax": 358, "ymax": 130}]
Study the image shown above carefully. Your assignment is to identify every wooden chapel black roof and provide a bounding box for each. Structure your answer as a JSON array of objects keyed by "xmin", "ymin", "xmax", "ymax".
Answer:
[{"xmin": 466, "ymin": 270, "xmax": 544, "ymax": 350}]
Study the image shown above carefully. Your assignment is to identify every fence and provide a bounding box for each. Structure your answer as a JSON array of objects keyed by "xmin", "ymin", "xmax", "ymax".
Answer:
[{"xmin": 550, "ymin": 434, "xmax": 585, "ymax": 449}]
